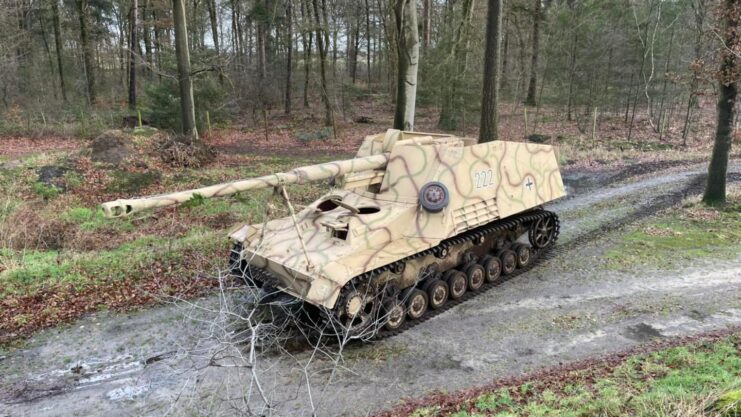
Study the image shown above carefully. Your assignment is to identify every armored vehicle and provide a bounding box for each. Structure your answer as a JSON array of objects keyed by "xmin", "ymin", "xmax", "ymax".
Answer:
[{"xmin": 103, "ymin": 130, "xmax": 565, "ymax": 337}]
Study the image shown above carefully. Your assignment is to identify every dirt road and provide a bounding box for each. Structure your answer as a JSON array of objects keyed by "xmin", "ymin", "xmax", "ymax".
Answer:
[{"xmin": 1, "ymin": 162, "xmax": 740, "ymax": 417}]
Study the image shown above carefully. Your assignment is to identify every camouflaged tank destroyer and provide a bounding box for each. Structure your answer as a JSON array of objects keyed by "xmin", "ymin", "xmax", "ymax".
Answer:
[{"xmin": 102, "ymin": 129, "xmax": 566, "ymax": 337}]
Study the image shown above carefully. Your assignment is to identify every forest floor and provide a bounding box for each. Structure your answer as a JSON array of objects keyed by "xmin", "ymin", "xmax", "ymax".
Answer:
[
  {"xmin": 0, "ymin": 135, "xmax": 740, "ymax": 415},
  {"xmin": 0, "ymin": 101, "xmax": 739, "ymax": 416}
]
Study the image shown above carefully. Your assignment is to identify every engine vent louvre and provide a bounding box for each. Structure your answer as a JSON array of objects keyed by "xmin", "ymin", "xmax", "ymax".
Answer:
[{"xmin": 453, "ymin": 197, "xmax": 499, "ymax": 233}]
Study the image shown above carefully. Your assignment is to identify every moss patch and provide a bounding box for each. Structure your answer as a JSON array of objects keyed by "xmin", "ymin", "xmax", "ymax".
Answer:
[{"xmin": 605, "ymin": 201, "xmax": 741, "ymax": 270}]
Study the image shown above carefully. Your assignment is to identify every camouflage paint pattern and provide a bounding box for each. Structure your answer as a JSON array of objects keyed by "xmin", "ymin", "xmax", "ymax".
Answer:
[{"xmin": 102, "ymin": 130, "xmax": 566, "ymax": 309}]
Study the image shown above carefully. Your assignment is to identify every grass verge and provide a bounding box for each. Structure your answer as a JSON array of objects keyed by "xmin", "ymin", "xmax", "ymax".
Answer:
[
  {"xmin": 383, "ymin": 330, "xmax": 741, "ymax": 417},
  {"xmin": 605, "ymin": 187, "xmax": 741, "ymax": 270},
  {"xmin": 0, "ymin": 148, "xmax": 333, "ymax": 344}
]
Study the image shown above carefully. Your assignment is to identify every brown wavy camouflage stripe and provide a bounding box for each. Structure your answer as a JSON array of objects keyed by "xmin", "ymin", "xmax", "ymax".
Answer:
[
  {"xmin": 102, "ymin": 130, "xmax": 565, "ymax": 308},
  {"xmin": 227, "ymin": 130, "xmax": 565, "ymax": 308}
]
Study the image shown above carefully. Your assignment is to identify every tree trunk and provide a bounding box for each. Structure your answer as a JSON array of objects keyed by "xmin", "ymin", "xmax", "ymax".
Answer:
[
  {"xmin": 285, "ymin": 0, "xmax": 293, "ymax": 114},
  {"xmin": 365, "ymin": 0, "xmax": 372, "ymax": 85},
  {"xmin": 703, "ymin": 0, "xmax": 738, "ymax": 205},
  {"xmin": 479, "ymin": 0, "xmax": 503, "ymax": 143},
  {"xmin": 422, "ymin": 0, "xmax": 431, "ymax": 51},
  {"xmin": 142, "ymin": 0, "xmax": 152, "ymax": 74},
  {"xmin": 392, "ymin": 0, "xmax": 419, "ymax": 131},
  {"xmin": 206, "ymin": 0, "xmax": 223, "ymax": 84},
  {"xmin": 524, "ymin": 0, "xmax": 541, "ymax": 106},
  {"xmin": 173, "ymin": 0, "xmax": 198, "ymax": 139},
  {"xmin": 206, "ymin": 0, "xmax": 220, "ymax": 54},
  {"xmin": 438, "ymin": 0, "xmax": 476, "ymax": 130},
  {"xmin": 153, "ymin": 8, "xmax": 162, "ymax": 78},
  {"xmin": 76, "ymin": 0, "xmax": 96, "ymax": 105},
  {"xmin": 301, "ymin": 0, "xmax": 313, "ymax": 108},
  {"xmin": 129, "ymin": 0, "xmax": 138, "ymax": 110},
  {"xmin": 312, "ymin": 0, "xmax": 335, "ymax": 128},
  {"xmin": 51, "ymin": 0, "xmax": 67, "ymax": 102}
]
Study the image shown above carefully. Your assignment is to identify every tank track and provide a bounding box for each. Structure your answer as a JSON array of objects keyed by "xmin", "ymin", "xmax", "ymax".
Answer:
[
  {"xmin": 353, "ymin": 208, "xmax": 559, "ymax": 339},
  {"xmin": 233, "ymin": 209, "xmax": 560, "ymax": 340}
]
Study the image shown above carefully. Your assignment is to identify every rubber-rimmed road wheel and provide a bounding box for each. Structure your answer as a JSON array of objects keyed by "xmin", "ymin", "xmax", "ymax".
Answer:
[
  {"xmin": 405, "ymin": 289, "xmax": 428, "ymax": 320},
  {"xmin": 423, "ymin": 279, "xmax": 449, "ymax": 309},
  {"xmin": 513, "ymin": 243, "xmax": 532, "ymax": 268},
  {"xmin": 499, "ymin": 249, "xmax": 518, "ymax": 275},
  {"xmin": 481, "ymin": 255, "xmax": 502, "ymax": 283},
  {"xmin": 466, "ymin": 264, "xmax": 485, "ymax": 291},
  {"xmin": 444, "ymin": 270, "xmax": 467, "ymax": 300},
  {"xmin": 382, "ymin": 299, "xmax": 406, "ymax": 331}
]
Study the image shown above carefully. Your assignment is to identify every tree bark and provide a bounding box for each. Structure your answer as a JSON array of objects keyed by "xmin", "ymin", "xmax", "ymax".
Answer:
[
  {"xmin": 479, "ymin": 0, "xmax": 503, "ymax": 143},
  {"xmin": 438, "ymin": 0, "xmax": 476, "ymax": 130},
  {"xmin": 129, "ymin": 0, "xmax": 138, "ymax": 110},
  {"xmin": 524, "ymin": 0, "xmax": 541, "ymax": 106},
  {"xmin": 206, "ymin": 0, "xmax": 220, "ymax": 54},
  {"xmin": 365, "ymin": 0, "xmax": 372, "ymax": 85},
  {"xmin": 50, "ymin": 0, "xmax": 67, "ymax": 102},
  {"xmin": 76, "ymin": 0, "xmax": 96, "ymax": 105},
  {"xmin": 285, "ymin": 0, "xmax": 293, "ymax": 114},
  {"xmin": 393, "ymin": 0, "xmax": 419, "ymax": 131},
  {"xmin": 301, "ymin": 0, "xmax": 313, "ymax": 108},
  {"xmin": 703, "ymin": 0, "xmax": 739, "ymax": 204},
  {"xmin": 312, "ymin": 0, "xmax": 335, "ymax": 128},
  {"xmin": 422, "ymin": 0, "xmax": 431, "ymax": 51},
  {"xmin": 173, "ymin": 0, "xmax": 198, "ymax": 139}
]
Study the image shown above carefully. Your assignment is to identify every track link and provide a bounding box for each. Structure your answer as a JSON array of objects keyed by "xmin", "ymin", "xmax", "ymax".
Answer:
[{"xmin": 235, "ymin": 209, "xmax": 560, "ymax": 340}]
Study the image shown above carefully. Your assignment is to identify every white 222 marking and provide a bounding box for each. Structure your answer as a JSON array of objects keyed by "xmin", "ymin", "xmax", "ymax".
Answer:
[{"xmin": 473, "ymin": 170, "xmax": 494, "ymax": 189}]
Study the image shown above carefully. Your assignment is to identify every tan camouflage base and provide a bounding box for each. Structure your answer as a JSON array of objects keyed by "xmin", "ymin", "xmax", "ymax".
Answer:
[
  {"xmin": 103, "ymin": 129, "xmax": 565, "ymax": 310},
  {"xmin": 227, "ymin": 130, "xmax": 566, "ymax": 309}
]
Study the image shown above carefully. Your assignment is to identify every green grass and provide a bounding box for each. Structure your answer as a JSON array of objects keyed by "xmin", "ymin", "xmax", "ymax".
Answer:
[
  {"xmin": 408, "ymin": 335, "xmax": 741, "ymax": 417},
  {"xmin": 0, "ymin": 228, "xmax": 227, "ymax": 298},
  {"xmin": 0, "ymin": 150, "xmax": 336, "ymax": 304},
  {"xmin": 605, "ymin": 204, "xmax": 741, "ymax": 270}
]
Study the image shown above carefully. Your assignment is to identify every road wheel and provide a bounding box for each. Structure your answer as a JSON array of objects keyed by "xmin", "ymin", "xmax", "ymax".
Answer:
[
  {"xmin": 481, "ymin": 255, "xmax": 502, "ymax": 283},
  {"xmin": 513, "ymin": 243, "xmax": 533, "ymax": 268},
  {"xmin": 499, "ymin": 249, "xmax": 517, "ymax": 275},
  {"xmin": 466, "ymin": 264, "xmax": 485, "ymax": 291},
  {"xmin": 382, "ymin": 299, "xmax": 406, "ymax": 331},
  {"xmin": 444, "ymin": 270, "xmax": 467, "ymax": 300},
  {"xmin": 423, "ymin": 279, "xmax": 449, "ymax": 309},
  {"xmin": 405, "ymin": 289, "xmax": 428, "ymax": 320}
]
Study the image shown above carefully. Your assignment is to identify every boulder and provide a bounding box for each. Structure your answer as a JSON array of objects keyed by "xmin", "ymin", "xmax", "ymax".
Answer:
[{"xmin": 90, "ymin": 130, "xmax": 134, "ymax": 166}]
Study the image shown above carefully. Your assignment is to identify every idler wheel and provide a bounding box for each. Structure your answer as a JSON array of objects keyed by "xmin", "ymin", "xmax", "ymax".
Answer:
[
  {"xmin": 499, "ymin": 249, "xmax": 518, "ymax": 275},
  {"xmin": 513, "ymin": 243, "xmax": 532, "ymax": 268},
  {"xmin": 404, "ymin": 289, "xmax": 428, "ymax": 320},
  {"xmin": 338, "ymin": 285, "xmax": 379, "ymax": 336},
  {"xmin": 481, "ymin": 255, "xmax": 502, "ymax": 283},
  {"xmin": 466, "ymin": 264, "xmax": 485, "ymax": 291},
  {"xmin": 444, "ymin": 270, "xmax": 467, "ymax": 300},
  {"xmin": 423, "ymin": 279, "xmax": 449, "ymax": 309},
  {"xmin": 382, "ymin": 299, "xmax": 406, "ymax": 331},
  {"xmin": 529, "ymin": 215, "xmax": 557, "ymax": 249}
]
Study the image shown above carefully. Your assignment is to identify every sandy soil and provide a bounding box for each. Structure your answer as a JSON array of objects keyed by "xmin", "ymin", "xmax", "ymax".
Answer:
[{"xmin": 1, "ymin": 161, "xmax": 740, "ymax": 417}]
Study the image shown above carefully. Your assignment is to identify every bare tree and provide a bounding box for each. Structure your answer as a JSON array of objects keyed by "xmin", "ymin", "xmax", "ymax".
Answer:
[
  {"xmin": 480, "ymin": 0, "xmax": 503, "ymax": 143},
  {"xmin": 76, "ymin": 0, "xmax": 96, "ymax": 104},
  {"xmin": 173, "ymin": 0, "xmax": 198, "ymax": 139},
  {"xmin": 128, "ymin": 0, "xmax": 138, "ymax": 110},
  {"xmin": 50, "ymin": 0, "xmax": 66, "ymax": 102},
  {"xmin": 524, "ymin": 0, "xmax": 541, "ymax": 107},
  {"xmin": 703, "ymin": 0, "xmax": 739, "ymax": 204},
  {"xmin": 392, "ymin": 0, "xmax": 419, "ymax": 131},
  {"xmin": 312, "ymin": 0, "xmax": 335, "ymax": 129}
]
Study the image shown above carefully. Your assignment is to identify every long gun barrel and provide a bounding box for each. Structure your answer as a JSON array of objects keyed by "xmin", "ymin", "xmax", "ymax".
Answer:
[{"xmin": 101, "ymin": 153, "xmax": 390, "ymax": 218}]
